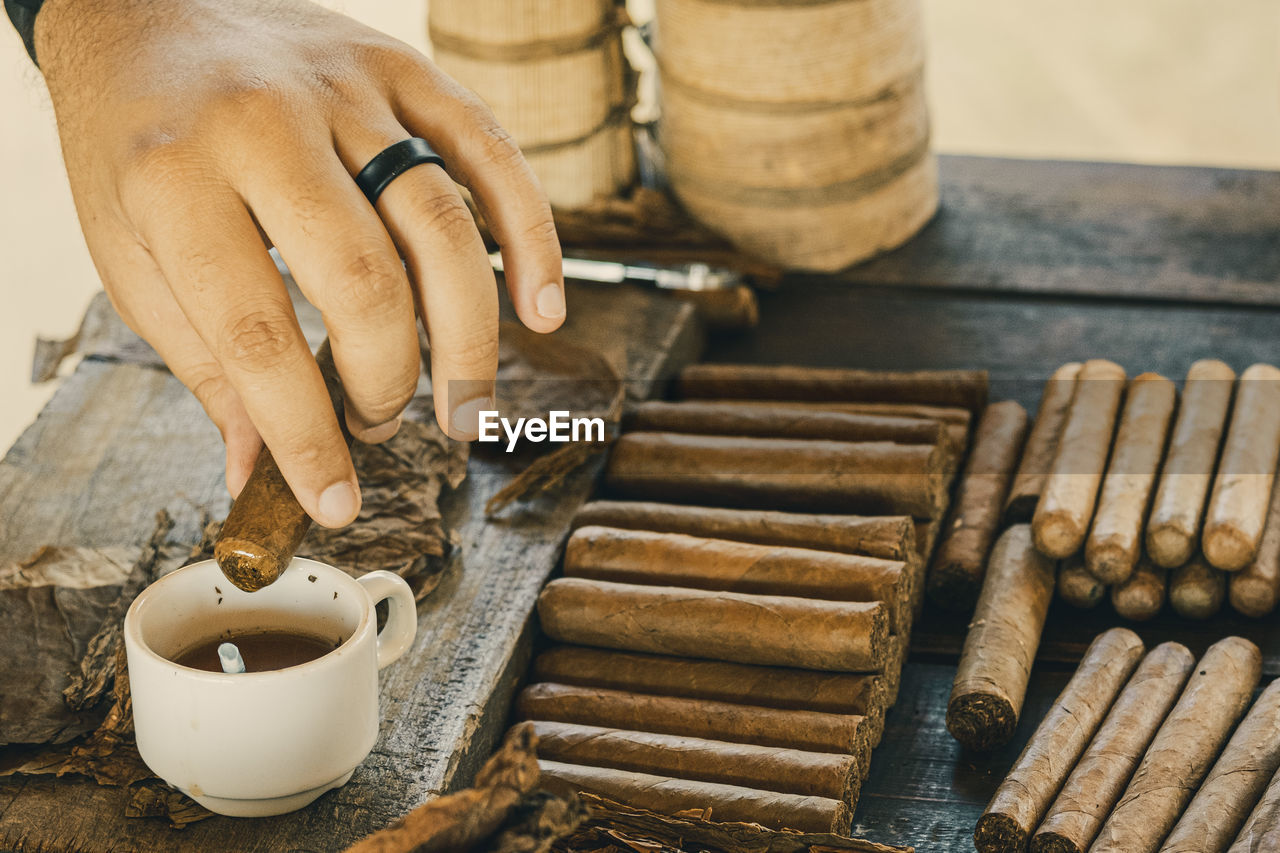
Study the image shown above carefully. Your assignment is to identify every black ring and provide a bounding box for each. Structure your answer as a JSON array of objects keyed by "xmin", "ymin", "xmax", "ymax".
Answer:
[{"xmin": 354, "ymin": 138, "xmax": 446, "ymax": 205}]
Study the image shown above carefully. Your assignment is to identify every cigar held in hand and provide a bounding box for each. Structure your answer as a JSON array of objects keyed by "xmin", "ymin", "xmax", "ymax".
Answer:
[
  {"xmin": 1146, "ymin": 359, "xmax": 1235, "ymax": 568},
  {"xmin": 1032, "ymin": 359, "xmax": 1127, "ymax": 558}
]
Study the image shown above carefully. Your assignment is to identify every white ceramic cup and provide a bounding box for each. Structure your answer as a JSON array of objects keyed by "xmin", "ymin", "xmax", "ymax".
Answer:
[{"xmin": 123, "ymin": 557, "xmax": 416, "ymax": 817}]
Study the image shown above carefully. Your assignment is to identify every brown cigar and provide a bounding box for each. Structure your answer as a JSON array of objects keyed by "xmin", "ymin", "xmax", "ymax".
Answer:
[
  {"xmin": 702, "ymin": 398, "xmax": 972, "ymax": 426},
  {"xmin": 1032, "ymin": 359, "xmax": 1127, "ymax": 558},
  {"xmin": 214, "ymin": 338, "xmax": 351, "ymax": 591},
  {"xmin": 531, "ymin": 646, "xmax": 886, "ymax": 719},
  {"xmin": 528, "ymin": 720, "xmax": 861, "ymax": 801},
  {"xmin": 1203, "ymin": 364, "xmax": 1280, "ymax": 570},
  {"xmin": 1030, "ymin": 642, "xmax": 1195, "ymax": 853},
  {"xmin": 570, "ymin": 501, "xmax": 915, "ymax": 561},
  {"xmin": 1162, "ymin": 679, "xmax": 1280, "ymax": 852},
  {"xmin": 1057, "ymin": 554, "xmax": 1106, "ymax": 609},
  {"xmin": 973, "ymin": 628, "xmax": 1145, "ymax": 853},
  {"xmin": 947, "ymin": 525, "xmax": 1056, "ymax": 751},
  {"xmin": 565, "ymin": 526, "xmax": 911, "ymax": 633},
  {"xmin": 537, "ymin": 760, "xmax": 850, "ymax": 834},
  {"xmin": 1085, "ymin": 373, "xmax": 1177, "ymax": 583},
  {"xmin": 927, "ymin": 401, "xmax": 1029, "ymax": 609},
  {"xmin": 1004, "ymin": 363, "xmax": 1082, "ymax": 525},
  {"xmin": 1229, "ymin": 474, "xmax": 1280, "ymax": 617},
  {"xmin": 1090, "ymin": 637, "xmax": 1261, "ymax": 853},
  {"xmin": 1146, "ymin": 359, "xmax": 1236, "ymax": 568},
  {"xmin": 537, "ymin": 578, "xmax": 888, "ymax": 672},
  {"xmin": 676, "ymin": 363, "xmax": 989, "ymax": 413},
  {"xmin": 517, "ymin": 683, "xmax": 870, "ymax": 756},
  {"xmin": 604, "ymin": 432, "xmax": 945, "ymax": 517},
  {"xmin": 622, "ymin": 400, "xmax": 948, "ymax": 446},
  {"xmin": 1169, "ymin": 556, "xmax": 1226, "ymax": 620},
  {"xmin": 1230, "ymin": 765, "xmax": 1280, "ymax": 852},
  {"xmin": 1111, "ymin": 558, "xmax": 1167, "ymax": 621}
]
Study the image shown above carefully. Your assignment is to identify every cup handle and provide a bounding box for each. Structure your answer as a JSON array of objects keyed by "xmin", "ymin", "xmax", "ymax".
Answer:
[{"xmin": 356, "ymin": 571, "xmax": 417, "ymax": 669}]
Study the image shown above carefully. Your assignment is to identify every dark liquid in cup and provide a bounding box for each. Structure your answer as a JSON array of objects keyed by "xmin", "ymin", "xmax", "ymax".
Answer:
[{"xmin": 173, "ymin": 630, "xmax": 339, "ymax": 673}]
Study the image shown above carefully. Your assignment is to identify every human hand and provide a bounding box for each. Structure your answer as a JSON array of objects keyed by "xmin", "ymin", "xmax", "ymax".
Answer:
[{"xmin": 34, "ymin": 0, "xmax": 565, "ymax": 526}]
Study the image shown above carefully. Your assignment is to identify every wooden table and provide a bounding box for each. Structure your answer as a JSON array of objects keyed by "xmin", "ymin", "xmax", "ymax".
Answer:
[
  {"xmin": 3, "ymin": 154, "xmax": 1280, "ymax": 851},
  {"xmin": 704, "ymin": 155, "xmax": 1280, "ymax": 850}
]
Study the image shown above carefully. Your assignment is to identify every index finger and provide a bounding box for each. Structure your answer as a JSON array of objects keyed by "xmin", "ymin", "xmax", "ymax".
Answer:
[{"xmin": 137, "ymin": 186, "xmax": 361, "ymax": 529}]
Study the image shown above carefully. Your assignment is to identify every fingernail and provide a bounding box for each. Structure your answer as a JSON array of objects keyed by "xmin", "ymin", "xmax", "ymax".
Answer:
[
  {"xmin": 316, "ymin": 481, "xmax": 360, "ymax": 527},
  {"xmin": 352, "ymin": 415, "xmax": 401, "ymax": 445},
  {"xmin": 535, "ymin": 283, "xmax": 565, "ymax": 320},
  {"xmin": 450, "ymin": 396, "xmax": 493, "ymax": 441}
]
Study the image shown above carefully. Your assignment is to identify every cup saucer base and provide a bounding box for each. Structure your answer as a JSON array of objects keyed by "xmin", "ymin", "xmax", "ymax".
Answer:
[{"xmin": 184, "ymin": 769, "xmax": 356, "ymax": 817}]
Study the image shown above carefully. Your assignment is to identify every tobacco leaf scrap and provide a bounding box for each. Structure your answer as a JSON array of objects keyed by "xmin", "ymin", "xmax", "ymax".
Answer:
[{"xmin": 301, "ymin": 398, "xmax": 469, "ymax": 599}]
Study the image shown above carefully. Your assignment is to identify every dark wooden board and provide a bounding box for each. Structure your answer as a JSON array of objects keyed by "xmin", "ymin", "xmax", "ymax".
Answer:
[
  {"xmin": 0, "ymin": 282, "xmax": 703, "ymax": 852},
  {"xmin": 828, "ymin": 155, "xmax": 1280, "ymax": 306},
  {"xmin": 706, "ymin": 260, "xmax": 1280, "ymax": 851}
]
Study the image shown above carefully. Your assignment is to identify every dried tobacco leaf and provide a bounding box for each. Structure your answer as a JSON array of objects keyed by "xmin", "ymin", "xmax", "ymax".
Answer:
[
  {"xmin": 126, "ymin": 781, "xmax": 215, "ymax": 829},
  {"xmin": 0, "ymin": 546, "xmax": 137, "ymax": 590},
  {"xmin": 346, "ymin": 723, "xmax": 545, "ymax": 853},
  {"xmin": 483, "ymin": 790, "xmax": 589, "ymax": 853},
  {"xmin": 301, "ymin": 398, "xmax": 468, "ymax": 599},
  {"xmin": 495, "ymin": 322, "xmax": 624, "ymax": 430},
  {"xmin": 486, "ymin": 441, "xmax": 610, "ymax": 516}
]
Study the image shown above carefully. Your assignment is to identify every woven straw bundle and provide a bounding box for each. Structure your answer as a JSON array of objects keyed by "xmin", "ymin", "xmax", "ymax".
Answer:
[
  {"xmin": 431, "ymin": 0, "xmax": 635, "ymax": 209},
  {"xmin": 654, "ymin": 0, "xmax": 937, "ymax": 271}
]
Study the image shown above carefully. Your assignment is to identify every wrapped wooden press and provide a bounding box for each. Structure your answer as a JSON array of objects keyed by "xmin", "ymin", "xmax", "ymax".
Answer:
[
  {"xmin": 653, "ymin": 0, "xmax": 937, "ymax": 271},
  {"xmin": 430, "ymin": 0, "xmax": 635, "ymax": 208}
]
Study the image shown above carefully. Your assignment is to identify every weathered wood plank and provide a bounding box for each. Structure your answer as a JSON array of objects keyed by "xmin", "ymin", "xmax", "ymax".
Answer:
[
  {"xmin": 0, "ymin": 282, "xmax": 702, "ymax": 851},
  {"xmin": 831, "ymin": 155, "xmax": 1280, "ymax": 306}
]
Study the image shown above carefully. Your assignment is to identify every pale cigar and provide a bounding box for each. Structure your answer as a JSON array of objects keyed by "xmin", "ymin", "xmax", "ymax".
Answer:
[
  {"xmin": 1146, "ymin": 359, "xmax": 1236, "ymax": 568},
  {"xmin": 1230, "ymin": 764, "xmax": 1280, "ymax": 852},
  {"xmin": 1090, "ymin": 637, "xmax": 1261, "ymax": 853},
  {"xmin": 528, "ymin": 720, "xmax": 861, "ymax": 801},
  {"xmin": 973, "ymin": 628, "xmax": 1145, "ymax": 853},
  {"xmin": 604, "ymin": 432, "xmax": 946, "ymax": 517},
  {"xmin": 1169, "ymin": 556, "xmax": 1226, "ymax": 620},
  {"xmin": 1162, "ymin": 679, "xmax": 1280, "ymax": 852},
  {"xmin": 1057, "ymin": 554, "xmax": 1106, "ymax": 609},
  {"xmin": 947, "ymin": 525, "xmax": 1056, "ymax": 751},
  {"xmin": 1032, "ymin": 360, "xmax": 1127, "ymax": 558},
  {"xmin": 676, "ymin": 363, "xmax": 989, "ymax": 412},
  {"xmin": 517, "ymin": 682, "xmax": 870, "ymax": 756},
  {"xmin": 1229, "ymin": 473, "xmax": 1280, "ymax": 617},
  {"xmin": 1004, "ymin": 363, "xmax": 1082, "ymax": 525},
  {"xmin": 571, "ymin": 501, "xmax": 916, "ymax": 561},
  {"xmin": 928, "ymin": 401, "xmax": 1029, "ymax": 609},
  {"xmin": 565, "ymin": 525, "xmax": 911, "ymax": 633},
  {"xmin": 1203, "ymin": 363, "xmax": 1280, "ymax": 570},
  {"xmin": 537, "ymin": 578, "xmax": 888, "ymax": 672},
  {"xmin": 1085, "ymin": 373, "xmax": 1176, "ymax": 583},
  {"xmin": 1111, "ymin": 558, "xmax": 1167, "ymax": 621},
  {"xmin": 538, "ymin": 760, "xmax": 850, "ymax": 834},
  {"xmin": 530, "ymin": 646, "xmax": 886, "ymax": 718},
  {"xmin": 1030, "ymin": 643, "xmax": 1194, "ymax": 853}
]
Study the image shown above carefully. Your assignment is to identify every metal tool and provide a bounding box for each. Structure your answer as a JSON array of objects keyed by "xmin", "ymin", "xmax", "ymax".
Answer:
[{"xmin": 489, "ymin": 253, "xmax": 744, "ymax": 293}]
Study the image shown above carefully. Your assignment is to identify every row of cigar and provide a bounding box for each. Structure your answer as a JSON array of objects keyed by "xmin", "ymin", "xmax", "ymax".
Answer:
[
  {"xmin": 511, "ymin": 364, "xmax": 983, "ymax": 833},
  {"xmin": 1031, "ymin": 359, "xmax": 1280, "ymax": 620},
  {"xmin": 976, "ymin": 628, "xmax": 1280, "ymax": 853}
]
